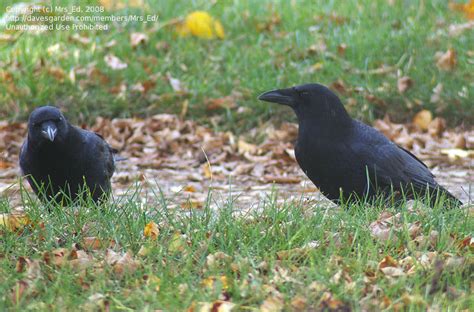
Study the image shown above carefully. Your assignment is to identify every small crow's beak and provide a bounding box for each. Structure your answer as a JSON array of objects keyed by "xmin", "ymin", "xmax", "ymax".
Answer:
[
  {"xmin": 41, "ymin": 122, "xmax": 57, "ymax": 142},
  {"xmin": 258, "ymin": 88, "xmax": 295, "ymax": 107}
]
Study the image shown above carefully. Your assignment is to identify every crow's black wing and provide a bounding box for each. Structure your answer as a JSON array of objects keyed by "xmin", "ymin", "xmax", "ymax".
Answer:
[{"xmin": 349, "ymin": 121, "xmax": 460, "ymax": 204}]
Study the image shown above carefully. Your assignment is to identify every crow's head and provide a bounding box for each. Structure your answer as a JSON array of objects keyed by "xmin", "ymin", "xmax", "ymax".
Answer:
[
  {"xmin": 27, "ymin": 106, "xmax": 69, "ymax": 145},
  {"xmin": 258, "ymin": 83, "xmax": 351, "ymax": 128}
]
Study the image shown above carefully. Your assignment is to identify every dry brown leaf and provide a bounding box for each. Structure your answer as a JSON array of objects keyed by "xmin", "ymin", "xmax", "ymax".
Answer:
[
  {"xmin": 82, "ymin": 236, "xmax": 115, "ymax": 250},
  {"xmin": 319, "ymin": 292, "xmax": 348, "ymax": 311},
  {"xmin": 290, "ymin": 295, "xmax": 307, "ymax": 310},
  {"xmin": 192, "ymin": 300, "xmax": 235, "ymax": 312},
  {"xmin": 260, "ymin": 294, "xmax": 284, "ymax": 312},
  {"xmin": 205, "ymin": 96, "xmax": 237, "ymax": 111},
  {"xmin": 256, "ymin": 11, "xmax": 281, "ymax": 33},
  {"xmin": 238, "ymin": 139, "xmax": 257, "ymax": 154},
  {"xmin": 413, "ymin": 110, "xmax": 433, "ymax": 131},
  {"xmin": 105, "ymin": 249, "xmax": 139, "ymax": 276},
  {"xmin": 448, "ymin": 21, "xmax": 474, "ymax": 36},
  {"xmin": 378, "ymin": 255, "xmax": 398, "ymax": 269},
  {"xmin": 397, "ymin": 76, "xmax": 413, "ymax": 93},
  {"xmin": 381, "ymin": 266, "xmax": 405, "ymax": 277},
  {"xmin": 435, "ymin": 49, "xmax": 457, "ymax": 71},
  {"xmin": 166, "ymin": 73, "xmax": 185, "ymax": 92},
  {"xmin": 47, "ymin": 66, "xmax": 66, "ymax": 82},
  {"xmin": 428, "ymin": 117, "xmax": 446, "ymax": 137},
  {"xmin": 181, "ymin": 199, "xmax": 203, "ymax": 209},
  {"xmin": 104, "ymin": 54, "xmax": 128, "ymax": 70},
  {"xmin": 0, "ymin": 212, "xmax": 31, "ymax": 232},
  {"xmin": 130, "ymin": 32, "xmax": 148, "ymax": 48},
  {"xmin": 11, "ymin": 280, "xmax": 29, "ymax": 305},
  {"xmin": 454, "ymin": 134, "xmax": 467, "ymax": 149},
  {"xmin": 337, "ymin": 43, "xmax": 347, "ymax": 55}
]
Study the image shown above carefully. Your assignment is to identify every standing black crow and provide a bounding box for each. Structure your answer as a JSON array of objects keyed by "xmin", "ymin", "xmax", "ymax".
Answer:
[
  {"xmin": 19, "ymin": 106, "xmax": 115, "ymax": 203},
  {"xmin": 258, "ymin": 83, "xmax": 462, "ymax": 206}
]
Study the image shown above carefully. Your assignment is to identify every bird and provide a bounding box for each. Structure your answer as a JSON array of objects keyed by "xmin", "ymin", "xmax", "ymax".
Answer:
[
  {"xmin": 258, "ymin": 83, "xmax": 462, "ymax": 206},
  {"xmin": 19, "ymin": 106, "xmax": 115, "ymax": 204}
]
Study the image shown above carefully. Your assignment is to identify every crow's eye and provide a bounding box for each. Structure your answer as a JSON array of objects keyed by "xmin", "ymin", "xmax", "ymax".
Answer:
[{"xmin": 299, "ymin": 91, "xmax": 310, "ymax": 96}]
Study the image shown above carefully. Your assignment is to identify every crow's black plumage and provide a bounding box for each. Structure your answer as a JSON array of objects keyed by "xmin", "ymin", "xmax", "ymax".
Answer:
[
  {"xmin": 19, "ymin": 106, "xmax": 115, "ymax": 203},
  {"xmin": 259, "ymin": 83, "xmax": 462, "ymax": 206}
]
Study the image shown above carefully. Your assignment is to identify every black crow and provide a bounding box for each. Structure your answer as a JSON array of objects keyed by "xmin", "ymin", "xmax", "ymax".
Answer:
[
  {"xmin": 259, "ymin": 83, "xmax": 462, "ymax": 206},
  {"xmin": 19, "ymin": 106, "xmax": 115, "ymax": 203}
]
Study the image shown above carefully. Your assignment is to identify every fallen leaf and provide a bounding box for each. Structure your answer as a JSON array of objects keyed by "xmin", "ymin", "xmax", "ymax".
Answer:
[
  {"xmin": 0, "ymin": 212, "xmax": 31, "ymax": 232},
  {"xmin": 205, "ymin": 96, "xmax": 237, "ymax": 111},
  {"xmin": 46, "ymin": 66, "xmax": 66, "ymax": 82},
  {"xmin": 448, "ymin": 21, "xmax": 474, "ymax": 36},
  {"xmin": 176, "ymin": 11, "xmax": 225, "ymax": 39},
  {"xmin": 166, "ymin": 72, "xmax": 185, "ymax": 92},
  {"xmin": 337, "ymin": 43, "xmax": 347, "ymax": 55},
  {"xmin": 192, "ymin": 301, "xmax": 235, "ymax": 312},
  {"xmin": 201, "ymin": 275, "xmax": 229, "ymax": 290},
  {"xmin": 435, "ymin": 49, "xmax": 457, "ymax": 71},
  {"xmin": 181, "ymin": 199, "xmax": 203, "ymax": 209},
  {"xmin": 144, "ymin": 221, "xmax": 159, "ymax": 240},
  {"xmin": 238, "ymin": 139, "xmax": 257, "ymax": 154},
  {"xmin": 413, "ymin": 110, "xmax": 433, "ymax": 131},
  {"xmin": 428, "ymin": 117, "xmax": 446, "ymax": 137},
  {"xmin": 130, "ymin": 32, "xmax": 148, "ymax": 48},
  {"xmin": 440, "ymin": 148, "xmax": 474, "ymax": 160},
  {"xmin": 104, "ymin": 54, "xmax": 128, "ymax": 70},
  {"xmin": 430, "ymin": 83, "xmax": 443, "ymax": 103},
  {"xmin": 378, "ymin": 255, "xmax": 398, "ymax": 269},
  {"xmin": 260, "ymin": 294, "xmax": 284, "ymax": 312},
  {"xmin": 105, "ymin": 249, "xmax": 139, "ymax": 276},
  {"xmin": 290, "ymin": 295, "xmax": 307, "ymax": 310},
  {"xmin": 397, "ymin": 76, "xmax": 413, "ymax": 93},
  {"xmin": 380, "ymin": 266, "xmax": 405, "ymax": 277},
  {"xmin": 82, "ymin": 236, "xmax": 116, "ymax": 250}
]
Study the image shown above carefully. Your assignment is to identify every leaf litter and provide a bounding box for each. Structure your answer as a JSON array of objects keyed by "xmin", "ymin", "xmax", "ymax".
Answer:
[{"xmin": 0, "ymin": 113, "xmax": 472, "ymax": 310}]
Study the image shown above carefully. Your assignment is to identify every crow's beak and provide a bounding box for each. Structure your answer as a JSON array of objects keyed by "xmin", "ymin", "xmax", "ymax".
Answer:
[
  {"xmin": 41, "ymin": 122, "xmax": 57, "ymax": 142},
  {"xmin": 258, "ymin": 88, "xmax": 296, "ymax": 107}
]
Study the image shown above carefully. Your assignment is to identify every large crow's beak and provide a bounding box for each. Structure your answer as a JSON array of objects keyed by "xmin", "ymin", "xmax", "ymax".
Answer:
[
  {"xmin": 41, "ymin": 122, "xmax": 58, "ymax": 142},
  {"xmin": 258, "ymin": 88, "xmax": 295, "ymax": 107}
]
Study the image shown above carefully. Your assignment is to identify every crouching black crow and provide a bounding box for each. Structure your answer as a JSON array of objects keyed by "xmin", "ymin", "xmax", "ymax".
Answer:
[
  {"xmin": 259, "ymin": 83, "xmax": 462, "ymax": 206},
  {"xmin": 20, "ymin": 106, "xmax": 115, "ymax": 203}
]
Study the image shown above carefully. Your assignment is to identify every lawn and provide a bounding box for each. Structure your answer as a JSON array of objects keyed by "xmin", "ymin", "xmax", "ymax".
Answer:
[
  {"xmin": 0, "ymin": 0, "xmax": 473, "ymax": 131},
  {"xmin": 0, "ymin": 0, "xmax": 473, "ymax": 310},
  {"xmin": 1, "ymin": 191, "xmax": 472, "ymax": 310}
]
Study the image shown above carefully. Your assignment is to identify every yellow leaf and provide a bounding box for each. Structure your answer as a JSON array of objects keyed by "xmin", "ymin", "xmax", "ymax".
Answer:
[
  {"xmin": 144, "ymin": 221, "xmax": 159, "ymax": 240},
  {"xmin": 177, "ymin": 11, "xmax": 225, "ymax": 39},
  {"xmin": 465, "ymin": 0, "xmax": 474, "ymax": 19},
  {"xmin": 201, "ymin": 276, "xmax": 229, "ymax": 290}
]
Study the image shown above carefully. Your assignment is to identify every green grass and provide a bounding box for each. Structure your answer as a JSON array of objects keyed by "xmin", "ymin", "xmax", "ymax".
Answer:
[
  {"xmin": 0, "ymin": 186, "xmax": 472, "ymax": 310},
  {"xmin": 1, "ymin": 0, "xmax": 473, "ymax": 132}
]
